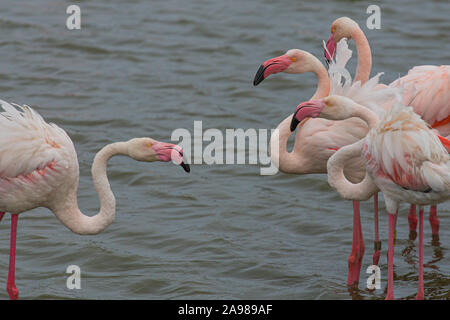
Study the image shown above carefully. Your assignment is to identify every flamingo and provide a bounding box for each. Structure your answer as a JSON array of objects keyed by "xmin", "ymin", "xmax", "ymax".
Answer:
[
  {"xmin": 325, "ymin": 16, "xmax": 450, "ymax": 241},
  {"xmin": 290, "ymin": 95, "xmax": 450, "ymax": 299},
  {"xmin": 0, "ymin": 99, "xmax": 190, "ymax": 300},
  {"xmin": 252, "ymin": 41, "xmax": 397, "ymax": 287}
]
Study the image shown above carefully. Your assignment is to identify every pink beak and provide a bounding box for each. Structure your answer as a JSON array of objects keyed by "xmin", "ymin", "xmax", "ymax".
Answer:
[
  {"xmin": 151, "ymin": 142, "xmax": 190, "ymax": 172},
  {"xmin": 290, "ymin": 100, "xmax": 326, "ymax": 131},
  {"xmin": 253, "ymin": 54, "xmax": 293, "ymax": 85},
  {"xmin": 324, "ymin": 33, "xmax": 336, "ymax": 63}
]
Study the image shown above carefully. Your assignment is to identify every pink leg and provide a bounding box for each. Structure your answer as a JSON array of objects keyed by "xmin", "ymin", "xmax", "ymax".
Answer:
[
  {"xmin": 386, "ymin": 213, "xmax": 395, "ymax": 300},
  {"xmin": 0, "ymin": 212, "xmax": 5, "ymax": 222},
  {"xmin": 408, "ymin": 204, "xmax": 418, "ymax": 240},
  {"xmin": 7, "ymin": 214, "xmax": 19, "ymax": 300},
  {"xmin": 428, "ymin": 205, "xmax": 439, "ymax": 242},
  {"xmin": 347, "ymin": 201, "xmax": 365, "ymax": 287},
  {"xmin": 416, "ymin": 208, "xmax": 424, "ymax": 300},
  {"xmin": 372, "ymin": 193, "xmax": 381, "ymax": 266}
]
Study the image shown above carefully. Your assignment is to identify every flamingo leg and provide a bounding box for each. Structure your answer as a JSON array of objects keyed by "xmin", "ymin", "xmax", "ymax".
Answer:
[
  {"xmin": 386, "ymin": 212, "xmax": 395, "ymax": 300},
  {"xmin": 347, "ymin": 200, "xmax": 365, "ymax": 287},
  {"xmin": 372, "ymin": 193, "xmax": 381, "ymax": 266},
  {"xmin": 408, "ymin": 204, "xmax": 418, "ymax": 240},
  {"xmin": 0, "ymin": 212, "xmax": 4, "ymax": 222},
  {"xmin": 7, "ymin": 214, "xmax": 19, "ymax": 300},
  {"xmin": 416, "ymin": 208, "xmax": 425, "ymax": 300},
  {"xmin": 428, "ymin": 205, "xmax": 439, "ymax": 242}
]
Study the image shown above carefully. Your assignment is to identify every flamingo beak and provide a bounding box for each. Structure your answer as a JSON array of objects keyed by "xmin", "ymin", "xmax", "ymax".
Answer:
[
  {"xmin": 324, "ymin": 33, "xmax": 336, "ymax": 64},
  {"xmin": 253, "ymin": 54, "xmax": 293, "ymax": 86},
  {"xmin": 152, "ymin": 142, "xmax": 190, "ymax": 173},
  {"xmin": 290, "ymin": 100, "xmax": 326, "ymax": 132}
]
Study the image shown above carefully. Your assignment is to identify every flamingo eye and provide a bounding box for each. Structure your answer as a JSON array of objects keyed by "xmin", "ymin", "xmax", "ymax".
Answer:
[
  {"xmin": 291, "ymin": 57, "xmax": 297, "ymax": 62},
  {"xmin": 147, "ymin": 143, "xmax": 152, "ymax": 148},
  {"xmin": 331, "ymin": 26, "xmax": 336, "ymax": 33}
]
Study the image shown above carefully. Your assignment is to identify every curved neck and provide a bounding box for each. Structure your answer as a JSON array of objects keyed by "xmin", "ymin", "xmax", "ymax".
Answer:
[
  {"xmin": 327, "ymin": 140, "xmax": 379, "ymax": 200},
  {"xmin": 352, "ymin": 27, "xmax": 372, "ymax": 84},
  {"xmin": 53, "ymin": 142, "xmax": 129, "ymax": 235},
  {"xmin": 271, "ymin": 55, "xmax": 330, "ymax": 173},
  {"xmin": 309, "ymin": 55, "xmax": 331, "ymax": 99},
  {"xmin": 350, "ymin": 101, "xmax": 379, "ymax": 129},
  {"xmin": 270, "ymin": 115, "xmax": 307, "ymax": 173}
]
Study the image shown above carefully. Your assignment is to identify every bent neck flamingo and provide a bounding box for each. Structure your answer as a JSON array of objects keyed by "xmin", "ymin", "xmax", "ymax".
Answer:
[
  {"xmin": 290, "ymin": 95, "xmax": 450, "ymax": 299},
  {"xmin": 325, "ymin": 16, "xmax": 450, "ymax": 242},
  {"xmin": 253, "ymin": 39, "xmax": 397, "ymax": 287},
  {"xmin": 0, "ymin": 100, "xmax": 190, "ymax": 299}
]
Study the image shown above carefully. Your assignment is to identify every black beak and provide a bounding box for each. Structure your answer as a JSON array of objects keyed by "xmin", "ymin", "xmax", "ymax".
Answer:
[
  {"xmin": 253, "ymin": 65, "xmax": 265, "ymax": 86},
  {"xmin": 164, "ymin": 146, "xmax": 190, "ymax": 173},
  {"xmin": 290, "ymin": 110, "xmax": 300, "ymax": 132},
  {"xmin": 180, "ymin": 161, "xmax": 190, "ymax": 173}
]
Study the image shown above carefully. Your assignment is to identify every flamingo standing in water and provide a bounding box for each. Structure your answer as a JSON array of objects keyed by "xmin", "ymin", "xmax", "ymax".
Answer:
[
  {"xmin": 290, "ymin": 95, "xmax": 450, "ymax": 299},
  {"xmin": 0, "ymin": 99, "xmax": 190, "ymax": 299},
  {"xmin": 324, "ymin": 16, "xmax": 450, "ymax": 241},
  {"xmin": 253, "ymin": 40, "xmax": 398, "ymax": 286}
]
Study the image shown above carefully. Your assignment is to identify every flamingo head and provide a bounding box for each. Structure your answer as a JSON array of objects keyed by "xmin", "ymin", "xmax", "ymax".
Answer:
[
  {"xmin": 290, "ymin": 95, "xmax": 354, "ymax": 131},
  {"xmin": 127, "ymin": 138, "xmax": 190, "ymax": 172},
  {"xmin": 325, "ymin": 17, "xmax": 359, "ymax": 63},
  {"xmin": 253, "ymin": 49, "xmax": 304, "ymax": 85}
]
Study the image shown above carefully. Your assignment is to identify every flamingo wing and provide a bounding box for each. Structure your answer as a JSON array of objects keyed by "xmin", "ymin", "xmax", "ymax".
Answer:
[
  {"xmin": 364, "ymin": 103, "xmax": 450, "ymax": 192},
  {"xmin": 389, "ymin": 65, "xmax": 450, "ymax": 129},
  {"xmin": 0, "ymin": 100, "xmax": 76, "ymax": 211}
]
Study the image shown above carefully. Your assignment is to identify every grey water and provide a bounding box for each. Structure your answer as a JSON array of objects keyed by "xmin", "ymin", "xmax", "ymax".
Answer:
[{"xmin": 0, "ymin": 0, "xmax": 448, "ymax": 299}]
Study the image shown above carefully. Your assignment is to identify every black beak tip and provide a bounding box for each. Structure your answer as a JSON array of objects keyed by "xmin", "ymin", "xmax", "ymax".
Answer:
[
  {"xmin": 253, "ymin": 65, "xmax": 265, "ymax": 86},
  {"xmin": 180, "ymin": 162, "xmax": 190, "ymax": 173}
]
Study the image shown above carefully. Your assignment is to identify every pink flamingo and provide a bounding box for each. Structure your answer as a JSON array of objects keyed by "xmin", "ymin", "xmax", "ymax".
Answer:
[
  {"xmin": 253, "ymin": 41, "xmax": 396, "ymax": 287},
  {"xmin": 0, "ymin": 99, "xmax": 190, "ymax": 299},
  {"xmin": 325, "ymin": 16, "xmax": 450, "ymax": 241},
  {"xmin": 290, "ymin": 95, "xmax": 450, "ymax": 299}
]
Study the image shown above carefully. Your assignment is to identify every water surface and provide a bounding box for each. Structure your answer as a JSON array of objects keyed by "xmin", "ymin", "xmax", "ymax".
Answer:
[{"xmin": 0, "ymin": 0, "xmax": 448, "ymax": 299}]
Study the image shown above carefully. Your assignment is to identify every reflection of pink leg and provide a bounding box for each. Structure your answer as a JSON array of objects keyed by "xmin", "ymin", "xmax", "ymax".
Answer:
[
  {"xmin": 386, "ymin": 213, "xmax": 395, "ymax": 300},
  {"xmin": 429, "ymin": 205, "xmax": 439, "ymax": 242},
  {"xmin": 347, "ymin": 201, "xmax": 364, "ymax": 287},
  {"xmin": 373, "ymin": 194, "xmax": 381, "ymax": 266},
  {"xmin": 408, "ymin": 205, "xmax": 417, "ymax": 240},
  {"xmin": 416, "ymin": 208, "xmax": 425, "ymax": 300},
  {"xmin": 7, "ymin": 214, "xmax": 19, "ymax": 300}
]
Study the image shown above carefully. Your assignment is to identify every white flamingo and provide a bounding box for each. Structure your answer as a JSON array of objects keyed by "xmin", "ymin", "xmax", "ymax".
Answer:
[
  {"xmin": 0, "ymin": 100, "xmax": 190, "ymax": 299},
  {"xmin": 290, "ymin": 95, "xmax": 450, "ymax": 299}
]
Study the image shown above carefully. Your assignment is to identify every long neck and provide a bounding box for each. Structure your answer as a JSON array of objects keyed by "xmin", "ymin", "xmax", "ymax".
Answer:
[
  {"xmin": 352, "ymin": 27, "xmax": 372, "ymax": 84},
  {"xmin": 350, "ymin": 101, "xmax": 379, "ymax": 129},
  {"xmin": 327, "ymin": 140, "xmax": 379, "ymax": 200},
  {"xmin": 270, "ymin": 114, "xmax": 308, "ymax": 173},
  {"xmin": 309, "ymin": 55, "xmax": 331, "ymax": 99},
  {"xmin": 53, "ymin": 142, "xmax": 129, "ymax": 235},
  {"xmin": 271, "ymin": 56, "xmax": 330, "ymax": 173}
]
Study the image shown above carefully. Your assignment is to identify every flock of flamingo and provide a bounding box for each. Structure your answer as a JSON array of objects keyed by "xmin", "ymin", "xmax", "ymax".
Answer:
[
  {"xmin": 0, "ymin": 16, "xmax": 448, "ymax": 300},
  {"xmin": 254, "ymin": 17, "xmax": 449, "ymax": 300}
]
